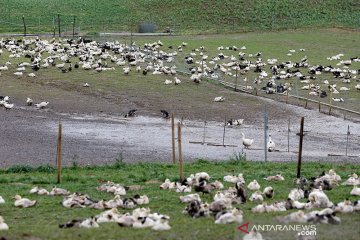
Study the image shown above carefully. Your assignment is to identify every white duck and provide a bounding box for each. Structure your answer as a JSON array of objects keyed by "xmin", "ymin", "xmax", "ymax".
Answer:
[
  {"xmin": 30, "ymin": 186, "xmax": 49, "ymax": 195},
  {"xmin": 247, "ymin": 180, "xmax": 261, "ymax": 190},
  {"xmin": 241, "ymin": 133, "xmax": 254, "ymax": 149},
  {"xmin": 267, "ymin": 134, "xmax": 276, "ymax": 152},
  {"xmin": 35, "ymin": 101, "xmax": 49, "ymax": 109},
  {"xmin": 0, "ymin": 196, "xmax": 5, "ymax": 204},
  {"xmin": 214, "ymin": 96, "xmax": 225, "ymax": 102},
  {"xmin": 13, "ymin": 195, "xmax": 37, "ymax": 208},
  {"xmin": 0, "ymin": 216, "xmax": 9, "ymax": 230},
  {"xmin": 3, "ymin": 102, "xmax": 14, "ymax": 110},
  {"xmin": 350, "ymin": 186, "xmax": 360, "ymax": 196},
  {"xmin": 26, "ymin": 97, "xmax": 33, "ymax": 106}
]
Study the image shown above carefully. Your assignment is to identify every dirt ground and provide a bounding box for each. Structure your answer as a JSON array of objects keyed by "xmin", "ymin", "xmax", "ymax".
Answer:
[{"xmin": 0, "ymin": 77, "xmax": 359, "ymax": 167}]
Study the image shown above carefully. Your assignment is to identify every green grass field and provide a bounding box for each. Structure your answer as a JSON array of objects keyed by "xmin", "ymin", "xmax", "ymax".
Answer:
[
  {"xmin": 0, "ymin": 0, "xmax": 359, "ymax": 34},
  {"xmin": 0, "ymin": 160, "xmax": 359, "ymax": 240}
]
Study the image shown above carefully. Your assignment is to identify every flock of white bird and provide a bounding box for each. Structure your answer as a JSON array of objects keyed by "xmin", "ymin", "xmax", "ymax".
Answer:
[
  {"xmin": 1, "ymin": 36, "xmax": 359, "ymax": 115},
  {"xmin": 157, "ymin": 169, "xmax": 359, "ymax": 239},
  {"xmin": 0, "ymin": 183, "xmax": 170, "ymax": 231},
  {"xmin": 0, "ymin": 95, "xmax": 49, "ymax": 110},
  {"xmin": 0, "ymin": 170, "xmax": 359, "ymax": 238}
]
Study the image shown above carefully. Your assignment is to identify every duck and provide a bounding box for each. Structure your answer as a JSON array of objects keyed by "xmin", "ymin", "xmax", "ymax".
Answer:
[
  {"xmin": 59, "ymin": 217, "xmax": 99, "ymax": 228},
  {"xmin": 151, "ymin": 218, "xmax": 171, "ymax": 231},
  {"xmin": 249, "ymin": 191, "xmax": 264, "ymax": 202},
  {"xmin": 223, "ymin": 173, "xmax": 245, "ymax": 184},
  {"xmin": 26, "ymin": 97, "xmax": 33, "ymax": 106},
  {"xmin": 174, "ymin": 77, "xmax": 181, "ymax": 85},
  {"xmin": 179, "ymin": 193, "xmax": 201, "ymax": 203},
  {"xmin": 247, "ymin": 180, "xmax": 261, "ymax": 191},
  {"xmin": 133, "ymin": 194, "xmax": 149, "ymax": 205},
  {"xmin": 3, "ymin": 102, "xmax": 14, "ymax": 110},
  {"xmin": 350, "ymin": 186, "xmax": 360, "ymax": 196},
  {"xmin": 214, "ymin": 208, "xmax": 243, "ymax": 224},
  {"xmin": 49, "ymin": 186, "xmax": 70, "ymax": 196},
  {"xmin": 13, "ymin": 195, "xmax": 37, "ymax": 208},
  {"xmin": 264, "ymin": 173, "xmax": 284, "ymax": 181},
  {"xmin": 332, "ymin": 97, "xmax": 344, "ymax": 102},
  {"xmin": 241, "ymin": 133, "xmax": 254, "ymax": 149},
  {"xmin": 214, "ymin": 96, "xmax": 225, "ymax": 102},
  {"xmin": 0, "ymin": 196, "xmax": 5, "ymax": 204},
  {"xmin": 35, "ymin": 101, "xmax": 49, "ymax": 109},
  {"xmin": 124, "ymin": 109, "xmax": 137, "ymax": 118},
  {"xmin": 263, "ymin": 186, "xmax": 274, "ymax": 198},
  {"xmin": 161, "ymin": 110, "xmax": 170, "ymax": 119},
  {"xmin": 30, "ymin": 186, "xmax": 49, "ymax": 195},
  {"xmin": 267, "ymin": 134, "xmax": 276, "ymax": 152},
  {"xmin": 164, "ymin": 79, "xmax": 172, "ymax": 85},
  {"xmin": 104, "ymin": 195, "xmax": 123, "ymax": 209},
  {"xmin": 160, "ymin": 179, "xmax": 175, "ymax": 190},
  {"xmin": 276, "ymin": 210, "xmax": 308, "ymax": 223},
  {"xmin": 0, "ymin": 216, "xmax": 9, "ymax": 230}
]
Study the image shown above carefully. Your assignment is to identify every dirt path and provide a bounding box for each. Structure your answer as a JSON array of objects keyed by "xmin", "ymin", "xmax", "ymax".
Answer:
[{"xmin": 1, "ymin": 93, "xmax": 359, "ymax": 167}]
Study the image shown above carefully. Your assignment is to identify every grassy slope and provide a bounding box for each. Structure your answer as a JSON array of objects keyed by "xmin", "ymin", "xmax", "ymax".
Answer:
[
  {"xmin": 0, "ymin": 0, "xmax": 359, "ymax": 34},
  {"xmin": 0, "ymin": 160, "xmax": 359, "ymax": 240}
]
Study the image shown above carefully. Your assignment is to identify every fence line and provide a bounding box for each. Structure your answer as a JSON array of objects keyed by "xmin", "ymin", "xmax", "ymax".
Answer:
[{"xmin": 176, "ymin": 70, "xmax": 360, "ymax": 119}]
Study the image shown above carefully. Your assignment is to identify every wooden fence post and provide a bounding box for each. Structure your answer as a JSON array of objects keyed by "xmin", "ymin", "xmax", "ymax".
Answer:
[
  {"xmin": 222, "ymin": 117, "xmax": 226, "ymax": 146},
  {"xmin": 53, "ymin": 16, "xmax": 56, "ymax": 38},
  {"xmin": 346, "ymin": 125, "xmax": 350, "ymax": 156},
  {"xmin": 178, "ymin": 122, "xmax": 183, "ymax": 182},
  {"xmin": 263, "ymin": 106, "xmax": 268, "ymax": 161},
  {"xmin": 329, "ymin": 91, "xmax": 333, "ymax": 115},
  {"xmin": 58, "ymin": 14, "xmax": 61, "ymax": 37},
  {"xmin": 287, "ymin": 118, "xmax": 290, "ymax": 152},
  {"xmin": 57, "ymin": 120, "xmax": 62, "ymax": 183},
  {"xmin": 72, "ymin": 16, "xmax": 76, "ymax": 38},
  {"xmin": 297, "ymin": 117, "xmax": 304, "ymax": 178},
  {"xmin": 171, "ymin": 112, "xmax": 176, "ymax": 164},
  {"xmin": 22, "ymin": 15, "xmax": 26, "ymax": 37}
]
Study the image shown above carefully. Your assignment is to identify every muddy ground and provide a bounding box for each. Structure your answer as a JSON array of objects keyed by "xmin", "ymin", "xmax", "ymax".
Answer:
[{"xmin": 0, "ymin": 80, "xmax": 359, "ymax": 167}]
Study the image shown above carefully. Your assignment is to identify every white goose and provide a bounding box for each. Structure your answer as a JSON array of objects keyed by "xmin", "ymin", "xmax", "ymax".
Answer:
[
  {"xmin": 13, "ymin": 195, "xmax": 37, "ymax": 208},
  {"xmin": 241, "ymin": 133, "xmax": 254, "ymax": 149}
]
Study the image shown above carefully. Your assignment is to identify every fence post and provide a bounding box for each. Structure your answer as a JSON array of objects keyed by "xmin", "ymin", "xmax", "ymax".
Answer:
[
  {"xmin": 22, "ymin": 15, "xmax": 27, "ymax": 37},
  {"xmin": 263, "ymin": 105, "xmax": 268, "ymax": 161},
  {"xmin": 177, "ymin": 122, "xmax": 183, "ymax": 182},
  {"xmin": 171, "ymin": 112, "xmax": 176, "ymax": 164},
  {"xmin": 222, "ymin": 117, "xmax": 227, "ymax": 146},
  {"xmin": 287, "ymin": 118, "xmax": 290, "ymax": 152},
  {"xmin": 53, "ymin": 16, "xmax": 56, "ymax": 38},
  {"xmin": 235, "ymin": 66, "xmax": 238, "ymax": 91},
  {"xmin": 297, "ymin": 117, "xmax": 304, "ymax": 178},
  {"xmin": 202, "ymin": 119, "xmax": 207, "ymax": 145},
  {"xmin": 329, "ymin": 91, "xmax": 333, "ymax": 115},
  {"xmin": 58, "ymin": 14, "xmax": 61, "ymax": 37},
  {"xmin": 346, "ymin": 125, "xmax": 350, "ymax": 156},
  {"xmin": 57, "ymin": 120, "xmax": 62, "ymax": 184},
  {"xmin": 72, "ymin": 16, "xmax": 76, "ymax": 38}
]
